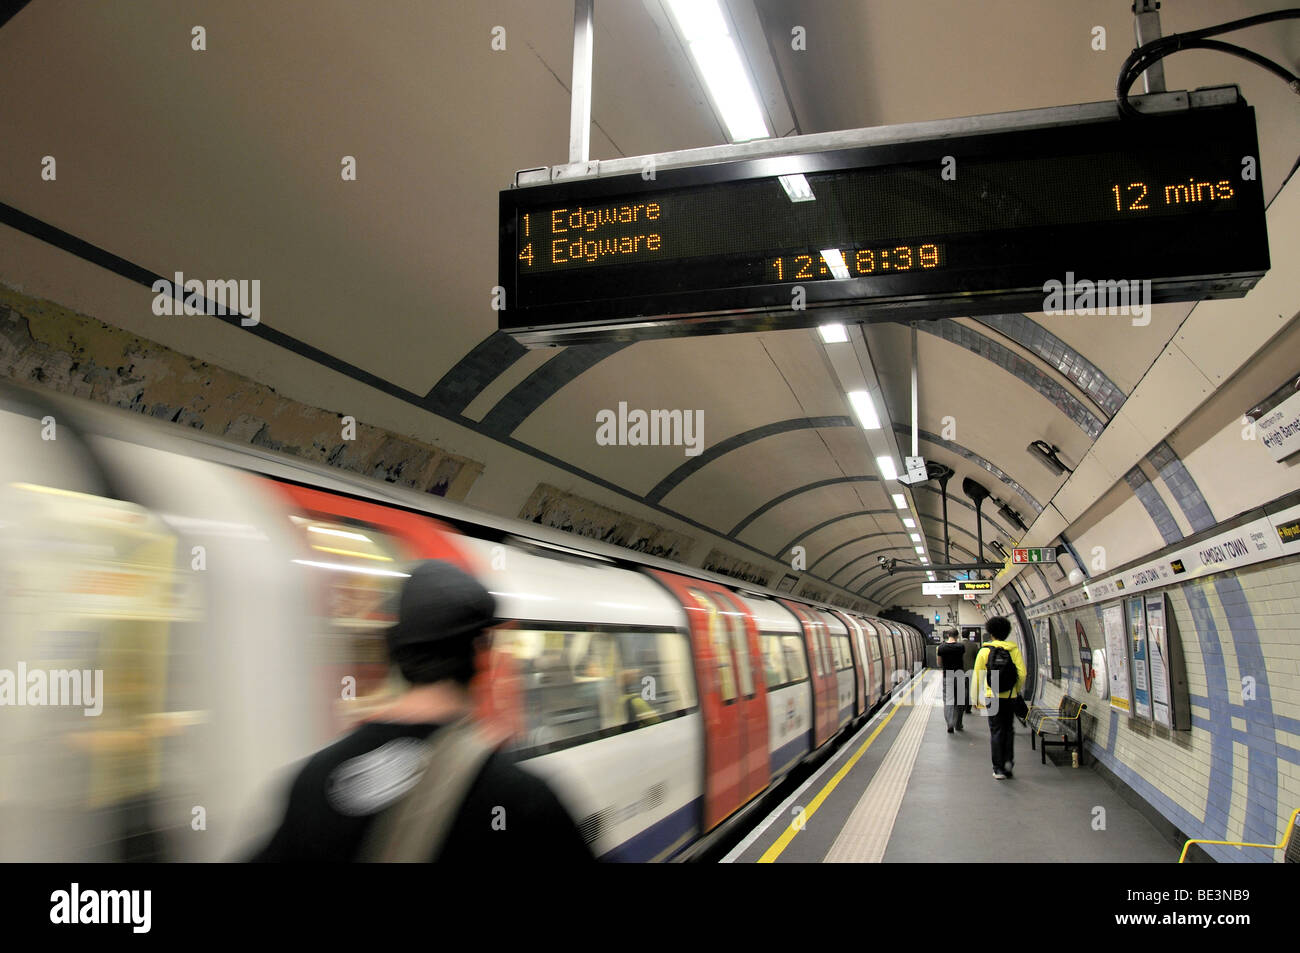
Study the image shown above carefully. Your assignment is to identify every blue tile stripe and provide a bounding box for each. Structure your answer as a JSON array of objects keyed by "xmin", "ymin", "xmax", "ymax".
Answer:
[
  {"xmin": 919, "ymin": 319, "xmax": 1105, "ymax": 437},
  {"xmin": 1121, "ymin": 463, "xmax": 1241, "ymax": 854},
  {"xmin": 1148, "ymin": 442, "xmax": 1279, "ymax": 862}
]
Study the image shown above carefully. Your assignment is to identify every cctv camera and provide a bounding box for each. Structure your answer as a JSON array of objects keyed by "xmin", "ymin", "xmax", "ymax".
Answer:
[{"xmin": 1027, "ymin": 440, "xmax": 1073, "ymax": 476}]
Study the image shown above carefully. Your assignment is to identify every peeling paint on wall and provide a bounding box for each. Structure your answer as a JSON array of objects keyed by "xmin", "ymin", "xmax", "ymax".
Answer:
[
  {"xmin": 518, "ymin": 483, "xmax": 693, "ymax": 561},
  {"xmin": 0, "ymin": 287, "xmax": 484, "ymax": 500},
  {"xmin": 699, "ymin": 548, "xmax": 771, "ymax": 587}
]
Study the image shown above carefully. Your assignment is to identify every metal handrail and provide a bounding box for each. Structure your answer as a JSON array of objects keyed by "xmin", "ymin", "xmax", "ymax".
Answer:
[{"xmin": 1178, "ymin": 807, "xmax": 1300, "ymax": 863}]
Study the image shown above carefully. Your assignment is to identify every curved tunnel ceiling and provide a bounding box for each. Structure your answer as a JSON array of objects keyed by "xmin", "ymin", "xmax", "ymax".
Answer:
[{"xmin": 1, "ymin": 0, "xmax": 1295, "ymax": 608}]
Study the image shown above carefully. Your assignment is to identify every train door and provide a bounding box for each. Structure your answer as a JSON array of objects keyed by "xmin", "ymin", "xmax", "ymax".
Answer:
[
  {"xmin": 701, "ymin": 588, "xmax": 769, "ymax": 804},
  {"xmin": 894, "ymin": 625, "xmax": 910, "ymax": 684},
  {"xmin": 648, "ymin": 571, "xmax": 766, "ymax": 830},
  {"xmin": 836, "ymin": 612, "xmax": 868, "ymax": 717},
  {"xmin": 265, "ymin": 481, "xmax": 491, "ymax": 739},
  {"xmin": 890, "ymin": 626, "xmax": 906, "ymax": 687},
  {"xmin": 814, "ymin": 610, "xmax": 854, "ymax": 729},
  {"xmin": 861, "ymin": 618, "xmax": 885, "ymax": 704},
  {"xmin": 881, "ymin": 624, "xmax": 898, "ymax": 692},
  {"xmin": 779, "ymin": 600, "xmax": 835, "ymax": 748}
]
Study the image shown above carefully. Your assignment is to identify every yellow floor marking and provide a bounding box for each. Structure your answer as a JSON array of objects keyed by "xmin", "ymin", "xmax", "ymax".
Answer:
[{"xmin": 757, "ymin": 701, "xmax": 901, "ymax": 863}]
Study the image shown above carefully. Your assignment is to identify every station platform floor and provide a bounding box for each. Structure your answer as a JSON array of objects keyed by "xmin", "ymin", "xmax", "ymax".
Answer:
[{"xmin": 723, "ymin": 671, "xmax": 1174, "ymax": 863}]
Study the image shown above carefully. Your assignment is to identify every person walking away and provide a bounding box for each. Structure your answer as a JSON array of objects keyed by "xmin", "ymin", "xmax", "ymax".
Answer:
[
  {"xmin": 936, "ymin": 630, "xmax": 967, "ymax": 733},
  {"xmin": 249, "ymin": 560, "xmax": 594, "ymax": 862},
  {"xmin": 970, "ymin": 616, "xmax": 1027, "ymax": 780}
]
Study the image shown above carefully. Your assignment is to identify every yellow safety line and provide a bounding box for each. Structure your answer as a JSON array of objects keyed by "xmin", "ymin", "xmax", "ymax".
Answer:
[{"xmin": 758, "ymin": 701, "xmax": 902, "ymax": 863}]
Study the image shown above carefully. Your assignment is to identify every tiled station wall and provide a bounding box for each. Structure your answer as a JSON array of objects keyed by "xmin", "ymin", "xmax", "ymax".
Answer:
[
  {"xmin": 1032, "ymin": 554, "xmax": 1300, "ymax": 862},
  {"xmin": 1001, "ymin": 308, "xmax": 1299, "ymax": 862}
]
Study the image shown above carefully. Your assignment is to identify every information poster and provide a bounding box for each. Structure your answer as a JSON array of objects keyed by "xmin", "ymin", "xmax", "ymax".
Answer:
[
  {"xmin": 1127, "ymin": 597, "xmax": 1152, "ymax": 720},
  {"xmin": 1146, "ymin": 593, "xmax": 1172, "ymax": 727},
  {"xmin": 1103, "ymin": 604, "xmax": 1130, "ymax": 713}
]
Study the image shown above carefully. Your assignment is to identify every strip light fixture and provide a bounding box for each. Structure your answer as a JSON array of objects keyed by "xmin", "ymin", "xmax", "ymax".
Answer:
[{"xmin": 663, "ymin": 0, "xmax": 770, "ymax": 142}]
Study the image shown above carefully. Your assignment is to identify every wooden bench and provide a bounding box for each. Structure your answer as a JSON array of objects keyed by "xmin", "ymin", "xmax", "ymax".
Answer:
[{"xmin": 1027, "ymin": 694, "xmax": 1088, "ymax": 766}]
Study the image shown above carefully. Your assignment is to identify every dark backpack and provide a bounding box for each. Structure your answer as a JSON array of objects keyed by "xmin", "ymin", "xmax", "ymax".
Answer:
[{"xmin": 985, "ymin": 644, "xmax": 1017, "ymax": 695}]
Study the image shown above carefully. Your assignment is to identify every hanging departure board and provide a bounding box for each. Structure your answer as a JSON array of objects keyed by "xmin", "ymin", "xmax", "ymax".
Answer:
[{"xmin": 499, "ymin": 96, "xmax": 1268, "ymax": 345}]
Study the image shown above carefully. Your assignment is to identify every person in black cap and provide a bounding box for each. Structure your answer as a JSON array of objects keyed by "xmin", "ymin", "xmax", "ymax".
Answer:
[{"xmin": 248, "ymin": 560, "xmax": 594, "ymax": 862}]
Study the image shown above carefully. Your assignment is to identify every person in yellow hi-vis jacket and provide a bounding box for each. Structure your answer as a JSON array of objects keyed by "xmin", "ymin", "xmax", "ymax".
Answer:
[{"xmin": 970, "ymin": 617, "xmax": 1027, "ymax": 780}]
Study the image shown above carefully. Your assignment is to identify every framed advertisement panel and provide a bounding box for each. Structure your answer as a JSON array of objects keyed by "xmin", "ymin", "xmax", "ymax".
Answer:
[
  {"xmin": 1103, "ymin": 604, "xmax": 1130, "ymax": 714},
  {"xmin": 1144, "ymin": 592, "xmax": 1191, "ymax": 730},
  {"xmin": 1127, "ymin": 597, "xmax": 1152, "ymax": 721},
  {"xmin": 1146, "ymin": 595, "xmax": 1172, "ymax": 727}
]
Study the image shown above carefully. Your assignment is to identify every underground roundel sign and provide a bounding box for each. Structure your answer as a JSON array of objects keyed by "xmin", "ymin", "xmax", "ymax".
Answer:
[{"xmin": 1076, "ymin": 620, "xmax": 1094, "ymax": 692}]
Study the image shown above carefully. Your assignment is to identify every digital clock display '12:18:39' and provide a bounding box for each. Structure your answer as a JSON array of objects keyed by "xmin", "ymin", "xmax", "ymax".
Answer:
[{"xmin": 768, "ymin": 243, "xmax": 945, "ymax": 282}]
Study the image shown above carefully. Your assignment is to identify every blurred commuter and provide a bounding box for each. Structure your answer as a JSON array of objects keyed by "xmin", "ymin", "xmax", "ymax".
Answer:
[
  {"xmin": 619, "ymin": 669, "xmax": 660, "ymax": 726},
  {"xmin": 971, "ymin": 616, "xmax": 1026, "ymax": 781},
  {"xmin": 936, "ymin": 630, "xmax": 966, "ymax": 733},
  {"xmin": 250, "ymin": 560, "xmax": 593, "ymax": 862}
]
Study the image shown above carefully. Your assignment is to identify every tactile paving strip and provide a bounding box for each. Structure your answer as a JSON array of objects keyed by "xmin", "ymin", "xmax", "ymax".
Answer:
[{"xmin": 822, "ymin": 679, "xmax": 932, "ymax": 863}]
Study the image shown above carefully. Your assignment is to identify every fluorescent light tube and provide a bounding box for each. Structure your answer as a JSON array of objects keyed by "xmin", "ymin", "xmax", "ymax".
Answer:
[
  {"xmin": 847, "ymin": 390, "xmax": 881, "ymax": 429},
  {"xmin": 820, "ymin": 249, "xmax": 850, "ymax": 280},
  {"xmin": 779, "ymin": 173, "xmax": 815, "ymax": 202}
]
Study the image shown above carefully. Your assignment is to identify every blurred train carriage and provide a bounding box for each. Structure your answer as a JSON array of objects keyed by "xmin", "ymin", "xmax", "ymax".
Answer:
[{"xmin": 0, "ymin": 382, "xmax": 925, "ymax": 862}]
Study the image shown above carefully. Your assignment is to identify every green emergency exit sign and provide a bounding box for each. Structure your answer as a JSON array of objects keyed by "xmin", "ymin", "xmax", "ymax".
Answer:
[{"xmin": 1012, "ymin": 547, "xmax": 1057, "ymax": 564}]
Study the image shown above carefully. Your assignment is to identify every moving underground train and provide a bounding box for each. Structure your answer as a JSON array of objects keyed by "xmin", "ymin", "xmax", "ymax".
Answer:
[{"xmin": 0, "ymin": 381, "xmax": 925, "ymax": 862}]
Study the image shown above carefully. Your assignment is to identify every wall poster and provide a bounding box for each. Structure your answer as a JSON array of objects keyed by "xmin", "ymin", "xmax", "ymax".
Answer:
[
  {"xmin": 1103, "ymin": 604, "xmax": 1130, "ymax": 713},
  {"xmin": 1146, "ymin": 594, "xmax": 1172, "ymax": 727},
  {"xmin": 1127, "ymin": 596, "xmax": 1152, "ymax": 721}
]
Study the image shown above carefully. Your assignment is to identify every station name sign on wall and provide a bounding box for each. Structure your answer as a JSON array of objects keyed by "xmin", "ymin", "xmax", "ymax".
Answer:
[
  {"xmin": 499, "ymin": 91, "xmax": 1268, "ymax": 346},
  {"xmin": 1024, "ymin": 501, "xmax": 1300, "ymax": 620}
]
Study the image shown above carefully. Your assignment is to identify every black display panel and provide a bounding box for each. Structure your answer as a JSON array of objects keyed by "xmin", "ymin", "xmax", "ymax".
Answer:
[{"xmin": 499, "ymin": 101, "xmax": 1269, "ymax": 345}]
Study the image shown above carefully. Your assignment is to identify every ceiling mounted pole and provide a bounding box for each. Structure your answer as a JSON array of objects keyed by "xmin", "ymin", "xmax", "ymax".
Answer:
[
  {"xmin": 1133, "ymin": 0, "xmax": 1166, "ymax": 94},
  {"xmin": 569, "ymin": 0, "xmax": 595, "ymax": 164},
  {"xmin": 910, "ymin": 323, "xmax": 919, "ymax": 459}
]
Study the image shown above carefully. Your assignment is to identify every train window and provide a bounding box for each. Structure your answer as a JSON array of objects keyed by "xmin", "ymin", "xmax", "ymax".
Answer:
[
  {"xmin": 834, "ymin": 635, "xmax": 852, "ymax": 671},
  {"xmin": 818, "ymin": 628, "xmax": 834, "ymax": 676},
  {"xmin": 809, "ymin": 624, "xmax": 824, "ymax": 678},
  {"xmin": 760, "ymin": 634, "xmax": 788, "ymax": 688},
  {"xmin": 691, "ymin": 590, "xmax": 737, "ymax": 703},
  {"xmin": 288, "ymin": 516, "xmax": 410, "ymax": 728},
  {"xmin": 494, "ymin": 626, "xmax": 695, "ymax": 751},
  {"xmin": 710, "ymin": 594, "xmax": 754, "ymax": 698},
  {"xmin": 781, "ymin": 635, "xmax": 808, "ymax": 682}
]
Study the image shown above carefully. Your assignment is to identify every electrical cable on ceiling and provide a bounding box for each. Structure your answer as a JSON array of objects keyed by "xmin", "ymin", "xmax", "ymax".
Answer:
[{"xmin": 1117, "ymin": 8, "xmax": 1300, "ymax": 119}]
